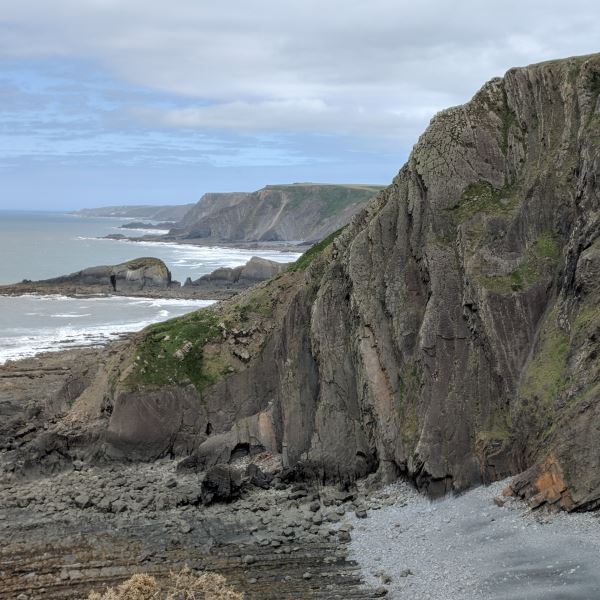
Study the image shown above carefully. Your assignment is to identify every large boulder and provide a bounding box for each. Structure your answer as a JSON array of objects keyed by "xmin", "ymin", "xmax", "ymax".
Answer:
[
  {"xmin": 201, "ymin": 464, "xmax": 243, "ymax": 504},
  {"xmin": 6, "ymin": 257, "xmax": 175, "ymax": 293}
]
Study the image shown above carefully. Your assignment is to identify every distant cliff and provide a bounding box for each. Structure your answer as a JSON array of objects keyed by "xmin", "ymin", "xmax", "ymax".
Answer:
[
  {"xmin": 71, "ymin": 204, "xmax": 194, "ymax": 221},
  {"xmin": 166, "ymin": 184, "xmax": 383, "ymax": 243}
]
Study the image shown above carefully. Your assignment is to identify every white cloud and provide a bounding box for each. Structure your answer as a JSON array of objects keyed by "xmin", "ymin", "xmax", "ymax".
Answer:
[{"xmin": 0, "ymin": 1, "xmax": 599, "ymax": 139}]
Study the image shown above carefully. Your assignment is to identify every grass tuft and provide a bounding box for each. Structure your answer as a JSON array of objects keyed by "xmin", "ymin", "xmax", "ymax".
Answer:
[
  {"xmin": 86, "ymin": 567, "xmax": 243, "ymax": 600},
  {"xmin": 125, "ymin": 309, "xmax": 221, "ymax": 391},
  {"xmin": 448, "ymin": 180, "xmax": 518, "ymax": 223}
]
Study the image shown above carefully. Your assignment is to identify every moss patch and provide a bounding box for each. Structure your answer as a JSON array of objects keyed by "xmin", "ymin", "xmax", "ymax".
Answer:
[
  {"xmin": 448, "ymin": 180, "xmax": 519, "ymax": 223},
  {"xmin": 125, "ymin": 309, "xmax": 221, "ymax": 391},
  {"xmin": 533, "ymin": 232, "xmax": 561, "ymax": 260},
  {"xmin": 229, "ymin": 286, "xmax": 274, "ymax": 322},
  {"xmin": 290, "ymin": 226, "xmax": 346, "ymax": 272},
  {"xmin": 518, "ymin": 309, "xmax": 570, "ymax": 431},
  {"xmin": 479, "ymin": 231, "xmax": 560, "ymax": 293},
  {"xmin": 476, "ymin": 408, "xmax": 512, "ymax": 445},
  {"xmin": 573, "ymin": 302, "xmax": 600, "ymax": 338}
]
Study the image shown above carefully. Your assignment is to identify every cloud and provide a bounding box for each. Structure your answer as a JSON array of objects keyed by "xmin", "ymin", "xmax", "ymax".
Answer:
[
  {"xmin": 1, "ymin": 0, "xmax": 599, "ymax": 139},
  {"xmin": 133, "ymin": 98, "xmax": 439, "ymax": 143},
  {"xmin": 1, "ymin": 1, "xmax": 600, "ymax": 208}
]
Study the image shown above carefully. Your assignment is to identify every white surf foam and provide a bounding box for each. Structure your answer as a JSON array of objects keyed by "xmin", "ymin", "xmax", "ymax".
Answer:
[{"xmin": 0, "ymin": 295, "xmax": 215, "ymax": 365}]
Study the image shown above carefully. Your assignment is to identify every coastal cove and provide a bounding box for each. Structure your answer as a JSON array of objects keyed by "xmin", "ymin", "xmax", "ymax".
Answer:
[
  {"xmin": 0, "ymin": 211, "xmax": 302, "ymax": 285},
  {"xmin": 0, "ymin": 211, "xmax": 300, "ymax": 363}
]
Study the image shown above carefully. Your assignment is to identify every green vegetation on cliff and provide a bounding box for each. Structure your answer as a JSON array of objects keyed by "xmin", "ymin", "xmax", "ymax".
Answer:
[
  {"xmin": 125, "ymin": 309, "xmax": 221, "ymax": 391},
  {"xmin": 290, "ymin": 226, "xmax": 346, "ymax": 271},
  {"xmin": 480, "ymin": 232, "xmax": 560, "ymax": 293},
  {"xmin": 282, "ymin": 184, "xmax": 381, "ymax": 218},
  {"xmin": 231, "ymin": 287, "xmax": 274, "ymax": 321},
  {"xmin": 450, "ymin": 180, "xmax": 519, "ymax": 222},
  {"xmin": 518, "ymin": 308, "xmax": 570, "ymax": 433}
]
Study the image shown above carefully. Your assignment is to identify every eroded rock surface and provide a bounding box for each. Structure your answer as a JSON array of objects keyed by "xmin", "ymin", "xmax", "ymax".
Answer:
[
  {"xmin": 0, "ymin": 458, "xmax": 378, "ymax": 599},
  {"xmin": 100, "ymin": 54, "xmax": 600, "ymax": 510},
  {"xmin": 183, "ymin": 256, "xmax": 291, "ymax": 294}
]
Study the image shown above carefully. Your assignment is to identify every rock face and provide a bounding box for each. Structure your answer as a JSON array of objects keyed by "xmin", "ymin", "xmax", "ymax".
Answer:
[
  {"xmin": 47, "ymin": 257, "xmax": 174, "ymax": 291},
  {"xmin": 168, "ymin": 183, "xmax": 382, "ymax": 242},
  {"xmin": 6, "ymin": 54, "xmax": 600, "ymax": 513}
]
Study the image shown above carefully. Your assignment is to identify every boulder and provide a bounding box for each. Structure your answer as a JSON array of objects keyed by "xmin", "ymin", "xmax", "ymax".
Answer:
[
  {"xmin": 9, "ymin": 257, "xmax": 175, "ymax": 292},
  {"xmin": 201, "ymin": 464, "xmax": 243, "ymax": 504}
]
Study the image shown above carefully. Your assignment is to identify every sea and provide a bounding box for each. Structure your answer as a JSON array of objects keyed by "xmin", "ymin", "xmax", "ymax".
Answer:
[{"xmin": 0, "ymin": 210, "xmax": 301, "ymax": 364}]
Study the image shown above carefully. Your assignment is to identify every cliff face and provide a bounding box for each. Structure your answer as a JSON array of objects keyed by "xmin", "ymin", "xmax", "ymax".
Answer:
[
  {"xmin": 168, "ymin": 184, "xmax": 383, "ymax": 242},
  {"xmin": 12, "ymin": 54, "xmax": 600, "ymax": 512}
]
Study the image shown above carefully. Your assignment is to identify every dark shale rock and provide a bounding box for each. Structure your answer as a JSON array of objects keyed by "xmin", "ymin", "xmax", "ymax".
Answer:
[
  {"xmin": 245, "ymin": 463, "xmax": 272, "ymax": 489},
  {"xmin": 201, "ymin": 464, "xmax": 243, "ymax": 504}
]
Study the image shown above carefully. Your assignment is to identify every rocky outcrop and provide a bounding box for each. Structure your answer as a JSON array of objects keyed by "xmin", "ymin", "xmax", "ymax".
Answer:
[
  {"xmin": 6, "ymin": 54, "xmax": 600, "ymax": 513},
  {"xmin": 46, "ymin": 257, "xmax": 174, "ymax": 291},
  {"xmin": 1, "ymin": 257, "xmax": 176, "ymax": 294},
  {"xmin": 0, "ymin": 456, "xmax": 376, "ymax": 599},
  {"xmin": 167, "ymin": 184, "xmax": 382, "ymax": 243},
  {"xmin": 119, "ymin": 221, "xmax": 175, "ymax": 230},
  {"xmin": 0, "ymin": 256, "xmax": 292, "ymax": 301},
  {"xmin": 184, "ymin": 256, "xmax": 290, "ymax": 291}
]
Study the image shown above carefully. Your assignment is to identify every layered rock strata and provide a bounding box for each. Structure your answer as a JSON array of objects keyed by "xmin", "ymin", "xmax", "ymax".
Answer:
[{"xmin": 167, "ymin": 184, "xmax": 382, "ymax": 243}]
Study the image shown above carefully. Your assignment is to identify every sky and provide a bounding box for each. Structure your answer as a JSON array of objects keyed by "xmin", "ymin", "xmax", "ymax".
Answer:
[{"xmin": 1, "ymin": 1, "xmax": 599, "ymax": 210}]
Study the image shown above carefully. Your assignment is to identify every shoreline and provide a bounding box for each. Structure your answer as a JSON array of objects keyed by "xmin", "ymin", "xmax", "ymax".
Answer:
[
  {"xmin": 0, "ymin": 294, "xmax": 216, "ymax": 366},
  {"xmin": 2, "ymin": 347, "xmax": 600, "ymax": 599},
  {"xmin": 0, "ymin": 459, "xmax": 376, "ymax": 600},
  {"xmin": 0, "ymin": 345, "xmax": 376, "ymax": 598},
  {"xmin": 0, "ymin": 285, "xmax": 235, "ymax": 301},
  {"xmin": 102, "ymin": 233, "xmax": 313, "ymax": 253}
]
